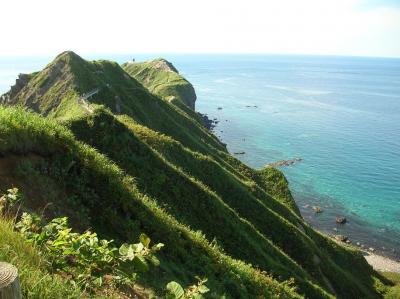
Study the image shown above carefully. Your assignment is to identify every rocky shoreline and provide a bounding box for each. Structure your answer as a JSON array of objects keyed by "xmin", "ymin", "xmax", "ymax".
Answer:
[
  {"xmin": 195, "ymin": 108, "xmax": 400, "ymax": 276},
  {"xmin": 196, "ymin": 108, "xmax": 400, "ymax": 264},
  {"xmin": 363, "ymin": 252, "xmax": 400, "ymax": 273},
  {"xmin": 329, "ymin": 233, "xmax": 400, "ymax": 273},
  {"xmin": 197, "ymin": 112, "xmax": 218, "ymax": 130},
  {"xmin": 300, "ymin": 202, "xmax": 400, "ymax": 262},
  {"xmin": 328, "ymin": 232, "xmax": 400, "ymax": 272}
]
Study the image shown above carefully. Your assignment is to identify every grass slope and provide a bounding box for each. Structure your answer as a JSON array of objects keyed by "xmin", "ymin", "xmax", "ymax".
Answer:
[
  {"xmin": 0, "ymin": 106, "xmax": 302, "ymax": 298},
  {"xmin": 0, "ymin": 52, "xmax": 391, "ymax": 298},
  {"xmin": 122, "ymin": 59, "xmax": 197, "ymax": 110}
]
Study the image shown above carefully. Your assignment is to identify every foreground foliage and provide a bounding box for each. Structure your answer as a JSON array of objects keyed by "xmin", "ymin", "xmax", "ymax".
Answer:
[
  {"xmin": 166, "ymin": 279, "xmax": 209, "ymax": 299},
  {"xmin": 16, "ymin": 212, "xmax": 163, "ymax": 292},
  {"xmin": 0, "ymin": 215, "xmax": 82, "ymax": 298},
  {"xmin": 1, "ymin": 188, "xmax": 207, "ymax": 298}
]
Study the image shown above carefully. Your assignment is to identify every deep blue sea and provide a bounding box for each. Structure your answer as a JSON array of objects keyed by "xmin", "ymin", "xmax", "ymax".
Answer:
[{"xmin": 1, "ymin": 54, "xmax": 399, "ymax": 257}]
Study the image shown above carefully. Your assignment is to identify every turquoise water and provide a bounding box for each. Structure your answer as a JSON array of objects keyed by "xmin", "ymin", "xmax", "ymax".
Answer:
[{"xmin": 1, "ymin": 54, "xmax": 400, "ymax": 257}]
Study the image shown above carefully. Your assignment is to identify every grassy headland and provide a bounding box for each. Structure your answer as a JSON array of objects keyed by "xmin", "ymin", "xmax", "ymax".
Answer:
[{"xmin": 0, "ymin": 51, "xmax": 394, "ymax": 298}]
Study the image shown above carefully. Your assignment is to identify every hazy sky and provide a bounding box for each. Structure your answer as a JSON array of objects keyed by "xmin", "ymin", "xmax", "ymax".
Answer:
[{"xmin": 1, "ymin": 0, "xmax": 400, "ymax": 57}]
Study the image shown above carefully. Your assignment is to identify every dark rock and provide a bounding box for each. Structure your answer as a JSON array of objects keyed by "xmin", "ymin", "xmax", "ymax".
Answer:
[
  {"xmin": 335, "ymin": 235, "xmax": 348, "ymax": 242},
  {"xmin": 312, "ymin": 206, "xmax": 322, "ymax": 213},
  {"xmin": 217, "ymin": 107, "xmax": 223, "ymax": 110},
  {"xmin": 336, "ymin": 216, "xmax": 347, "ymax": 224},
  {"xmin": 197, "ymin": 112, "xmax": 216, "ymax": 130}
]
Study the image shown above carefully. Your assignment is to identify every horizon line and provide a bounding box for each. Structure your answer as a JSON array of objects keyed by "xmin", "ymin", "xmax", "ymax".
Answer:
[{"xmin": 0, "ymin": 52, "xmax": 399, "ymax": 60}]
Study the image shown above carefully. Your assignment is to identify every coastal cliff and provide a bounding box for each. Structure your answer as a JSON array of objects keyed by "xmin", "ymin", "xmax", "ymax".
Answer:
[
  {"xmin": 122, "ymin": 58, "xmax": 197, "ymax": 110},
  {"xmin": 0, "ymin": 51, "xmax": 393, "ymax": 298}
]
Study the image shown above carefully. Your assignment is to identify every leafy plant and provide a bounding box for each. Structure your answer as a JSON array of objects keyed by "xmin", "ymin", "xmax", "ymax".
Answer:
[
  {"xmin": 166, "ymin": 278, "xmax": 210, "ymax": 299},
  {"xmin": 0, "ymin": 187, "xmax": 22, "ymax": 214},
  {"xmin": 15, "ymin": 211, "xmax": 163, "ymax": 292}
]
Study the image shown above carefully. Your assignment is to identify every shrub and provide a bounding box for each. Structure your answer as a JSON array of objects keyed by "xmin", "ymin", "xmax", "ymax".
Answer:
[{"xmin": 15, "ymin": 211, "xmax": 163, "ymax": 293}]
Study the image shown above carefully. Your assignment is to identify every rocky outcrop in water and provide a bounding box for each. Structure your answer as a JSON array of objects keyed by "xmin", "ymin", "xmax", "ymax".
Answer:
[
  {"xmin": 267, "ymin": 158, "xmax": 303, "ymax": 167},
  {"xmin": 336, "ymin": 216, "xmax": 347, "ymax": 224},
  {"xmin": 197, "ymin": 112, "xmax": 218, "ymax": 130}
]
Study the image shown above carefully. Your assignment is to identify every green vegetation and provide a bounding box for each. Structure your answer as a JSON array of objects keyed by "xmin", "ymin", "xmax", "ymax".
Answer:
[
  {"xmin": 254, "ymin": 166, "xmax": 301, "ymax": 215},
  {"xmin": 166, "ymin": 279, "xmax": 209, "ymax": 299},
  {"xmin": 15, "ymin": 212, "xmax": 163, "ymax": 292},
  {"xmin": 0, "ymin": 51, "xmax": 395, "ymax": 298},
  {"xmin": 0, "ymin": 188, "xmax": 201, "ymax": 298},
  {"xmin": 380, "ymin": 272, "xmax": 400, "ymax": 299},
  {"xmin": 122, "ymin": 59, "xmax": 197, "ymax": 110},
  {"xmin": 0, "ymin": 212, "xmax": 82, "ymax": 298},
  {"xmin": 0, "ymin": 106, "xmax": 300, "ymax": 298}
]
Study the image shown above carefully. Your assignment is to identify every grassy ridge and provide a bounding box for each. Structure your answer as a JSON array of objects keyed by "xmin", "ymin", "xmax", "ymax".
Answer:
[
  {"xmin": 122, "ymin": 59, "xmax": 197, "ymax": 110},
  {"xmin": 0, "ymin": 52, "xmax": 392, "ymax": 298},
  {"xmin": 67, "ymin": 108, "xmax": 330, "ymax": 297},
  {"xmin": 66, "ymin": 107, "xmax": 383, "ymax": 298},
  {"xmin": 0, "ymin": 106, "xmax": 302, "ymax": 298}
]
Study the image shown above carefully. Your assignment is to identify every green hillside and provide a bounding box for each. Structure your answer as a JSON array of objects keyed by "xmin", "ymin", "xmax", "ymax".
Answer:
[
  {"xmin": 122, "ymin": 59, "xmax": 197, "ymax": 110},
  {"xmin": 0, "ymin": 51, "xmax": 391, "ymax": 298}
]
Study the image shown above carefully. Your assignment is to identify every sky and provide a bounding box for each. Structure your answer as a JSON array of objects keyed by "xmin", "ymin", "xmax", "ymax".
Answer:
[{"xmin": 1, "ymin": 0, "xmax": 400, "ymax": 57}]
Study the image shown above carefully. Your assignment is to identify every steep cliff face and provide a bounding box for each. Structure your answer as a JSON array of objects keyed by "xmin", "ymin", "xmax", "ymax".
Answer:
[
  {"xmin": 122, "ymin": 59, "xmax": 197, "ymax": 110},
  {"xmin": 0, "ymin": 51, "xmax": 387, "ymax": 299}
]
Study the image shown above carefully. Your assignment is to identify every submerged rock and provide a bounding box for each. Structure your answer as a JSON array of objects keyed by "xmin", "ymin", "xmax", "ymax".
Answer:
[
  {"xmin": 312, "ymin": 206, "xmax": 323, "ymax": 213},
  {"xmin": 336, "ymin": 216, "xmax": 347, "ymax": 224}
]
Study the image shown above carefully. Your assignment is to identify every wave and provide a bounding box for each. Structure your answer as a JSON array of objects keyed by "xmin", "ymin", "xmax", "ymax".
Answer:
[
  {"xmin": 214, "ymin": 77, "xmax": 235, "ymax": 84},
  {"xmin": 264, "ymin": 84, "xmax": 331, "ymax": 96},
  {"xmin": 297, "ymin": 89, "xmax": 332, "ymax": 95}
]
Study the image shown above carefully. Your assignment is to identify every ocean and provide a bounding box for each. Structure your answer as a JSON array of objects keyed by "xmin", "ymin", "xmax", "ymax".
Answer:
[{"xmin": 1, "ymin": 54, "xmax": 399, "ymax": 258}]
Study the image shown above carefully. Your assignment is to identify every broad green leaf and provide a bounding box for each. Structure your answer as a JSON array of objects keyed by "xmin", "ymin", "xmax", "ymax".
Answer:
[
  {"xmin": 119, "ymin": 243, "xmax": 130, "ymax": 255},
  {"xmin": 149, "ymin": 255, "xmax": 160, "ymax": 266},
  {"xmin": 166, "ymin": 281, "xmax": 184, "ymax": 299},
  {"xmin": 139, "ymin": 233, "xmax": 151, "ymax": 248},
  {"xmin": 152, "ymin": 243, "xmax": 165, "ymax": 251},
  {"xmin": 198, "ymin": 285, "xmax": 210, "ymax": 294},
  {"xmin": 132, "ymin": 242, "xmax": 144, "ymax": 253},
  {"xmin": 133, "ymin": 255, "xmax": 149, "ymax": 272}
]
